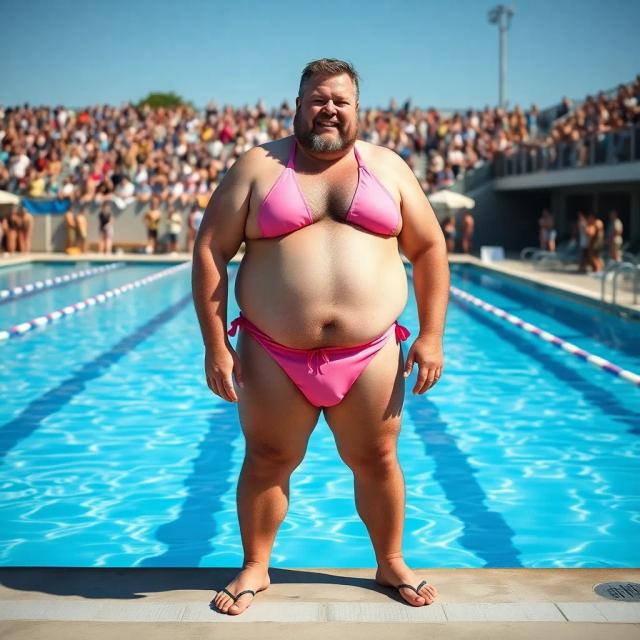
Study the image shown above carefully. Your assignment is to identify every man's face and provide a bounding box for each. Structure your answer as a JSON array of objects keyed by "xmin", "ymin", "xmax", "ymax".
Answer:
[{"xmin": 294, "ymin": 73, "xmax": 359, "ymax": 153}]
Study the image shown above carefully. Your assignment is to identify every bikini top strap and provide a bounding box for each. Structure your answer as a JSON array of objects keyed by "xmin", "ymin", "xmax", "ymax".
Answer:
[
  {"xmin": 353, "ymin": 143, "xmax": 363, "ymax": 169},
  {"xmin": 286, "ymin": 139, "xmax": 296, "ymax": 169}
]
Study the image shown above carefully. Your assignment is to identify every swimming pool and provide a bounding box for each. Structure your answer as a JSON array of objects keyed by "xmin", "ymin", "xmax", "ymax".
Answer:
[{"xmin": 0, "ymin": 260, "xmax": 638, "ymax": 568}]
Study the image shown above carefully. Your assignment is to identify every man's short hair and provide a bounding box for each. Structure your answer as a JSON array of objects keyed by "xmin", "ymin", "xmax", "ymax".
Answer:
[{"xmin": 298, "ymin": 58, "xmax": 360, "ymax": 101}]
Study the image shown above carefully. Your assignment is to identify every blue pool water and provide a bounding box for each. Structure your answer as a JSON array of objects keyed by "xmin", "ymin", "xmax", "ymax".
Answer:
[
  {"xmin": 0, "ymin": 260, "xmax": 638, "ymax": 568},
  {"xmin": 0, "ymin": 261, "xmax": 105, "ymax": 291}
]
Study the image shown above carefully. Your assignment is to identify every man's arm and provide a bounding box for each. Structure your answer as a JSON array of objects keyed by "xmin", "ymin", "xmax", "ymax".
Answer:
[
  {"xmin": 191, "ymin": 148, "xmax": 256, "ymax": 399},
  {"xmin": 386, "ymin": 150, "xmax": 449, "ymax": 395},
  {"xmin": 393, "ymin": 152, "xmax": 450, "ymax": 339}
]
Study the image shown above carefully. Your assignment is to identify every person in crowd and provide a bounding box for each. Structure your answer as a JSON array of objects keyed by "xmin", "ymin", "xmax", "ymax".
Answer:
[
  {"xmin": 538, "ymin": 208, "xmax": 557, "ymax": 252},
  {"xmin": 98, "ymin": 201, "xmax": 114, "ymax": 254},
  {"xmin": 606, "ymin": 210, "xmax": 624, "ymax": 262},
  {"xmin": 76, "ymin": 206, "xmax": 88, "ymax": 253},
  {"xmin": 144, "ymin": 196, "xmax": 162, "ymax": 254},
  {"xmin": 586, "ymin": 212, "xmax": 605, "ymax": 273},
  {"xmin": 576, "ymin": 211, "xmax": 590, "ymax": 273},
  {"xmin": 16, "ymin": 205, "xmax": 33, "ymax": 252},
  {"xmin": 0, "ymin": 214, "xmax": 6, "ymax": 255},
  {"xmin": 4, "ymin": 205, "xmax": 21, "ymax": 253},
  {"xmin": 461, "ymin": 210, "xmax": 474, "ymax": 254},
  {"xmin": 63, "ymin": 208, "xmax": 77, "ymax": 251},
  {"xmin": 166, "ymin": 205, "xmax": 183, "ymax": 254},
  {"xmin": 442, "ymin": 215, "xmax": 456, "ymax": 253}
]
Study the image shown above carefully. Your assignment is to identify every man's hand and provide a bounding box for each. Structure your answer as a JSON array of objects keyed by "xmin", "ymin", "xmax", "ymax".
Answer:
[
  {"xmin": 403, "ymin": 335, "xmax": 444, "ymax": 394},
  {"xmin": 204, "ymin": 346, "xmax": 244, "ymax": 403}
]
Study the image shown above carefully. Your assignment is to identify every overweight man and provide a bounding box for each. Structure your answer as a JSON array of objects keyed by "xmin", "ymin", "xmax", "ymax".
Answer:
[{"xmin": 192, "ymin": 58, "xmax": 449, "ymax": 616}]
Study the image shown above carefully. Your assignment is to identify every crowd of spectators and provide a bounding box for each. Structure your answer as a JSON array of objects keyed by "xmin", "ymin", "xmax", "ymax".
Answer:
[
  {"xmin": 498, "ymin": 75, "xmax": 640, "ymax": 171},
  {"xmin": 2, "ymin": 77, "xmax": 634, "ymax": 210},
  {"xmin": 0, "ymin": 75, "xmax": 638, "ymax": 256}
]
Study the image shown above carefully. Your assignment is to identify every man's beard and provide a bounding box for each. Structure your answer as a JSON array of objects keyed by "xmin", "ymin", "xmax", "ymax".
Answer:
[{"xmin": 293, "ymin": 111, "xmax": 358, "ymax": 153}]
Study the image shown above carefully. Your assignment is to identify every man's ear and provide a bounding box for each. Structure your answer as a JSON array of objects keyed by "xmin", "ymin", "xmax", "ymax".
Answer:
[{"xmin": 295, "ymin": 96, "xmax": 300, "ymax": 109}]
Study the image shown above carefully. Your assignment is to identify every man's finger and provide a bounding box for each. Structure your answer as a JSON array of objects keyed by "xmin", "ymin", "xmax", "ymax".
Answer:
[
  {"xmin": 403, "ymin": 351, "xmax": 414, "ymax": 378},
  {"xmin": 418, "ymin": 368, "xmax": 439, "ymax": 393},
  {"xmin": 222, "ymin": 375, "xmax": 238, "ymax": 402},
  {"xmin": 424, "ymin": 369, "xmax": 438, "ymax": 392},
  {"xmin": 210, "ymin": 377, "xmax": 221, "ymax": 398},
  {"xmin": 412, "ymin": 369, "xmax": 428, "ymax": 394}
]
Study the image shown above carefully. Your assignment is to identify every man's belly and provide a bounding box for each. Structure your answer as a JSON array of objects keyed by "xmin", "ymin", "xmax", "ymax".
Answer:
[{"xmin": 235, "ymin": 221, "xmax": 408, "ymax": 348}]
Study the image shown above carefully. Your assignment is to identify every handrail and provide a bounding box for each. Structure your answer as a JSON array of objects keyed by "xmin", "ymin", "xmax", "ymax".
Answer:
[
  {"xmin": 611, "ymin": 262, "xmax": 640, "ymax": 305},
  {"xmin": 600, "ymin": 261, "xmax": 625, "ymax": 302},
  {"xmin": 493, "ymin": 123, "xmax": 640, "ymax": 177}
]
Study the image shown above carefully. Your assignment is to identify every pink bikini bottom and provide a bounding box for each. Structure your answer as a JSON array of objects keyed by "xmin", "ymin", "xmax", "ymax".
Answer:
[{"xmin": 228, "ymin": 312, "xmax": 411, "ymax": 408}]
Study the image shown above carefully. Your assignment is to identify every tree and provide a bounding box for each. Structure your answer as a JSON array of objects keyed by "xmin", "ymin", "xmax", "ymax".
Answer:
[{"xmin": 136, "ymin": 92, "xmax": 191, "ymax": 109}]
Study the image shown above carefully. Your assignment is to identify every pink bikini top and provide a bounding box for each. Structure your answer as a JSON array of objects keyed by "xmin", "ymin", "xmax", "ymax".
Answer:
[{"xmin": 257, "ymin": 139, "xmax": 401, "ymax": 238}]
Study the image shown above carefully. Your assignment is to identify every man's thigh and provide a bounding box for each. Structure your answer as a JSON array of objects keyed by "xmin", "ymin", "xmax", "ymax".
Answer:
[
  {"xmin": 323, "ymin": 333, "xmax": 406, "ymax": 458},
  {"xmin": 236, "ymin": 330, "xmax": 321, "ymax": 458}
]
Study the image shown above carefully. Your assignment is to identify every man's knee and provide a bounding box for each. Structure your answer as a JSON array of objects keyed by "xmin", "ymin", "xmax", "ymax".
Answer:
[
  {"xmin": 245, "ymin": 442, "xmax": 306, "ymax": 477},
  {"xmin": 338, "ymin": 444, "xmax": 398, "ymax": 476}
]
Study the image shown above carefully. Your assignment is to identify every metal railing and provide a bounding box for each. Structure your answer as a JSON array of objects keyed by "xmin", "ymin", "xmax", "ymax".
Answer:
[
  {"xmin": 493, "ymin": 124, "xmax": 640, "ymax": 178},
  {"xmin": 601, "ymin": 261, "xmax": 640, "ymax": 305}
]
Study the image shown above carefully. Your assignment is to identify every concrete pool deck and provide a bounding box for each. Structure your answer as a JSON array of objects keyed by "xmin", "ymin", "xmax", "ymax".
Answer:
[{"xmin": 0, "ymin": 568, "xmax": 639, "ymax": 638}]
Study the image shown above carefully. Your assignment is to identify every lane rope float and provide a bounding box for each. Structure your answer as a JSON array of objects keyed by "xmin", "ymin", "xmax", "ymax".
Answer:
[
  {"xmin": 450, "ymin": 285, "xmax": 640, "ymax": 387},
  {"xmin": 0, "ymin": 262, "xmax": 122, "ymax": 301},
  {"xmin": 0, "ymin": 262, "xmax": 190, "ymax": 341}
]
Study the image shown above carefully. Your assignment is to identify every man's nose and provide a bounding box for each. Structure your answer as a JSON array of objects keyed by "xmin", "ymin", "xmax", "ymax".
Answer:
[{"xmin": 321, "ymin": 100, "xmax": 337, "ymax": 114}]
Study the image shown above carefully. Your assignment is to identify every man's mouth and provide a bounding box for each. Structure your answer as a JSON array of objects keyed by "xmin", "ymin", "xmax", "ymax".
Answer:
[{"xmin": 315, "ymin": 121, "xmax": 338, "ymax": 128}]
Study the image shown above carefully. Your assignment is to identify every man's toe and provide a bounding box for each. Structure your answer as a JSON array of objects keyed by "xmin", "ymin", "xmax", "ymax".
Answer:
[
  {"xmin": 419, "ymin": 585, "xmax": 436, "ymax": 602},
  {"xmin": 400, "ymin": 587, "xmax": 425, "ymax": 606},
  {"xmin": 213, "ymin": 593, "xmax": 231, "ymax": 612}
]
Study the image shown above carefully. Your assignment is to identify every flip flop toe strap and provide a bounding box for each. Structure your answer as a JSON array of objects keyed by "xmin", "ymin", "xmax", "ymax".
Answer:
[
  {"xmin": 219, "ymin": 587, "xmax": 257, "ymax": 602},
  {"xmin": 396, "ymin": 580, "xmax": 428, "ymax": 595}
]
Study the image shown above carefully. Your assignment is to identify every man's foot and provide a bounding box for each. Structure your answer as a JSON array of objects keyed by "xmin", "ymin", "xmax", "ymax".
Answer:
[
  {"xmin": 375, "ymin": 556, "xmax": 438, "ymax": 606},
  {"xmin": 211, "ymin": 563, "xmax": 270, "ymax": 615}
]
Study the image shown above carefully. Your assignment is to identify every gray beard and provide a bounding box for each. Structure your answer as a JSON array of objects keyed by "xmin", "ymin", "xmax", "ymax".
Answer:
[{"xmin": 293, "ymin": 112, "xmax": 357, "ymax": 153}]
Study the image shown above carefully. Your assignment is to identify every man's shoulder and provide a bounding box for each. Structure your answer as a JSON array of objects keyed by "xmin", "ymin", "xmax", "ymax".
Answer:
[
  {"xmin": 228, "ymin": 137, "xmax": 290, "ymax": 181},
  {"xmin": 359, "ymin": 140, "xmax": 408, "ymax": 169}
]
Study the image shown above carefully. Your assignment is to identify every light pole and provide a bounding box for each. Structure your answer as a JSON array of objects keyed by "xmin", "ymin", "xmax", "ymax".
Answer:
[{"xmin": 488, "ymin": 5, "xmax": 515, "ymax": 110}]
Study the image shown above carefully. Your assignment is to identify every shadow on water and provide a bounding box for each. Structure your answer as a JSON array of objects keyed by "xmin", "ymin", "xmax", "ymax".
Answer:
[
  {"xmin": 139, "ymin": 406, "xmax": 239, "ymax": 567},
  {"xmin": 0, "ymin": 294, "xmax": 193, "ymax": 460},
  {"xmin": 405, "ymin": 400, "xmax": 523, "ymax": 568}
]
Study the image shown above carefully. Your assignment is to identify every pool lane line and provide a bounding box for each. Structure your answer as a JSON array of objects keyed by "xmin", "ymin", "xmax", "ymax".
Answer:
[
  {"xmin": 0, "ymin": 262, "xmax": 123, "ymax": 301},
  {"xmin": 0, "ymin": 262, "xmax": 190, "ymax": 341},
  {"xmin": 449, "ymin": 285, "xmax": 640, "ymax": 387}
]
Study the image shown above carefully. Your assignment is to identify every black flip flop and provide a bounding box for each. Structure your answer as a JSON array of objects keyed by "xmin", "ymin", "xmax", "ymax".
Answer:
[
  {"xmin": 395, "ymin": 579, "xmax": 429, "ymax": 599},
  {"xmin": 211, "ymin": 587, "xmax": 256, "ymax": 611}
]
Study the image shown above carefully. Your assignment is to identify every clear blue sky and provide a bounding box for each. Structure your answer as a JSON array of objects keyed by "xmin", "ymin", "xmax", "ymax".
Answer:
[{"xmin": 1, "ymin": 0, "xmax": 638, "ymax": 111}]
